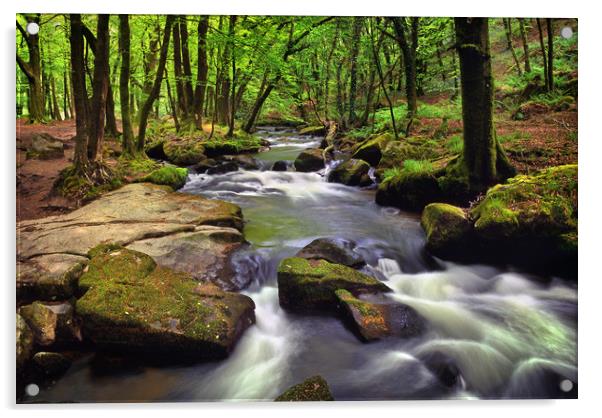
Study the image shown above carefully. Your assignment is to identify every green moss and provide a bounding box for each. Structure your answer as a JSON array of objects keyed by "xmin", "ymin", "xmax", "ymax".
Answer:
[
  {"xmin": 352, "ymin": 133, "xmax": 394, "ymax": 166},
  {"xmin": 298, "ymin": 125, "xmax": 326, "ymax": 135},
  {"xmin": 53, "ymin": 165, "xmax": 123, "ymax": 202},
  {"xmin": 275, "ymin": 376, "xmax": 334, "ymax": 401},
  {"xmin": 163, "ymin": 140, "xmax": 206, "ymax": 166},
  {"xmin": 335, "ymin": 289, "xmax": 379, "ymax": 317},
  {"xmin": 139, "ymin": 166, "xmax": 188, "ymax": 190},
  {"xmin": 202, "ymin": 132, "xmax": 265, "ymax": 157},
  {"xmin": 421, "ymin": 203, "xmax": 472, "ymax": 255}
]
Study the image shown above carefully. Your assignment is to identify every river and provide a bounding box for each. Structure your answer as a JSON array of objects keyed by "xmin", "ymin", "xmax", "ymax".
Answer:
[{"xmin": 28, "ymin": 127, "xmax": 577, "ymax": 402}]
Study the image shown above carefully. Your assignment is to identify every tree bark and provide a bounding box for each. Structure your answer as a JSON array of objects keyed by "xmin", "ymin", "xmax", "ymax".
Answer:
[
  {"xmin": 454, "ymin": 17, "xmax": 514, "ymax": 191},
  {"xmin": 50, "ymin": 76, "xmax": 62, "ymax": 121},
  {"xmin": 119, "ymin": 14, "xmax": 135, "ymax": 155},
  {"xmin": 546, "ymin": 18, "xmax": 554, "ymax": 91},
  {"xmin": 16, "ymin": 14, "xmax": 44, "ymax": 123},
  {"xmin": 504, "ymin": 18, "xmax": 522, "ymax": 76},
  {"xmin": 536, "ymin": 18, "xmax": 549, "ymax": 91},
  {"xmin": 137, "ymin": 16, "xmax": 175, "ymax": 151},
  {"xmin": 226, "ymin": 15, "xmax": 237, "ymax": 137},
  {"xmin": 69, "ymin": 14, "xmax": 90, "ymax": 172},
  {"xmin": 194, "ymin": 16, "xmax": 209, "ymax": 128},
  {"xmin": 390, "ymin": 17, "xmax": 418, "ymax": 120},
  {"xmin": 347, "ymin": 17, "xmax": 363, "ymax": 126},
  {"xmin": 518, "ymin": 18, "xmax": 531, "ymax": 72}
]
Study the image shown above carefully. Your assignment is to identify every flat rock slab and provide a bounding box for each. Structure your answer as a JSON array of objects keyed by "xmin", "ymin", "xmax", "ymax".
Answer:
[{"xmin": 17, "ymin": 183, "xmax": 246, "ymax": 300}]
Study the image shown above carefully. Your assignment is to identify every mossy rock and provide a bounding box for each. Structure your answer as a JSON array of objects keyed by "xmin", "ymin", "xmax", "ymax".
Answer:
[
  {"xmin": 275, "ymin": 375, "xmax": 334, "ymax": 401},
  {"xmin": 163, "ymin": 139, "xmax": 206, "ymax": 166},
  {"xmin": 27, "ymin": 133, "xmax": 64, "ymax": 160},
  {"xmin": 19, "ymin": 301, "xmax": 82, "ymax": 347},
  {"xmin": 335, "ymin": 290, "xmax": 424, "ymax": 342},
  {"xmin": 144, "ymin": 138, "xmax": 168, "ymax": 160},
  {"xmin": 298, "ymin": 125, "xmax": 326, "ymax": 136},
  {"xmin": 294, "ymin": 148, "xmax": 325, "ymax": 172},
  {"xmin": 139, "ymin": 166, "xmax": 188, "ymax": 190},
  {"xmin": 377, "ymin": 140, "xmax": 441, "ymax": 176},
  {"xmin": 202, "ymin": 132, "xmax": 265, "ymax": 158},
  {"xmin": 75, "ymin": 246, "xmax": 255, "ymax": 358},
  {"xmin": 32, "ymin": 352, "xmax": 71, "ymax": 377},
  {"xmin": 421, "ymin": 203, "xmax": 473, "ymax": 259},
  {"xmin": 328, "ymin": 159, "xmax": 371, "ymax": 187},
  {"xmin": 376, "ymin": 171, "xmax": 442, "ymax": 212},
  {"xmin": 277, "ymin": 257, "xmax": 391, "ymax": 313},
  {"xmin": 295, "ymin": 238, "xmax": 366, "ymax": 268},
  {"xmin": 17, "ymin": 314, "xmax": 34, "ymax": 376},
  {"xmin": 351, "ymin": 133, "xmax": 394, "ymax": 166}
]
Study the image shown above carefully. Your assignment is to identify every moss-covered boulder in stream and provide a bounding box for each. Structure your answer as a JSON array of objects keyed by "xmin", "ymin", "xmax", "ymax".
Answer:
[
  {"xmin": 351, "ymin": 133, "xmax": 395, "ymax": 166},
  {"xmin": 376, "ymin": 164, "xmax": 442, "ymax": 211},
  {"xmin": 277, "ymin": 257, "xmax": 391, "ymax": 313},
  {"xmin": 75, "ymin": 245, "xmax": 255, "ymax": 359},
  {"xmin": 298, "ymin": 125, "xmax": 326, "ymax": 136},
  {"xmin": 335, "ymin": 290, "xmax": 424, "ymax": 342},
  {"xmin": 376, "ymin": 139, "xmax": 442, "ymax": 179},
  {"xmin": 275, "ymin": 375, "xmax": 334, "ymax": 401},
  {"xmin": 138, "ymin": 166, "xmax": 188, "ymax": 190},
  {"xmin": 163, "ymin": 139, "xmax": 206, "ymax": 166},
  {"xmin": 421, "ymin": 203, "xmax": 473, "ymax": 259},
  {"xmin": 328, "ymin": 159, "xmax": 371, "ymax": 187},
  {"xmin": 294, "ymin": 148, "xmax": 325, "ymax": 172},
  {"xmin": 295, "ymin": 238, "xmax": 366, "ymax": 268},
  {"xmin": 17, "ymin": 314, "xmax": 34, "ymax": 377}
]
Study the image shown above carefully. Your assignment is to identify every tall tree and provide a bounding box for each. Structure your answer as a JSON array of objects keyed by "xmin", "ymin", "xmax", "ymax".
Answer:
[
  {"xmin": 453, "ymin": 17, "xmax": 514, "ymax": 191},
  {"xmin": 390, "ymin": 17, "xmax": 419, "ymax": 122},
  {"xmin": 546, "ymin": 18, "xmax": 554, "ymax": 91},
  {"xmin": 16, "ymin": 14, "xmax": 44, "ymax": 123},
  {"xmin": 347, "ymin": 17, "xmax": 363, "ymax": 126},
  {"xmin": 119, "ymin": 14, "xmax": 135, "ymax": 155},
  {"xmin": 193, "ymin": 16, "xmax": 209, "ymax": 128},
  {"xmin": 68, "ymin": 14, "xmax": 89, "ymax": 173},
  {"xmin": 518, "ymin": 18, "xmax": 531, "ymax": 72},
  {"xmin": 503, "ymin": 18, "xmax": 522, "ymax": 76},
  {"xmin": 536, "ymin": 18, "xmax": 549, "ymax": 91}
]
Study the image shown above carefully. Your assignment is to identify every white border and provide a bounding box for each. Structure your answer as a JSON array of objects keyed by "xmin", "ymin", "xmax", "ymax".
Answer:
[{"xmin": 3, "ymin": 1, "xmax": 600, "ymax": 417}]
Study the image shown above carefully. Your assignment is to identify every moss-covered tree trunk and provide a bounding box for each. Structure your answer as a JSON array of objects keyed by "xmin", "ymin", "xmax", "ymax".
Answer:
[
  {"xmin": 119, "ymin": 15, "xmax": 135, "ymax": 156},
  {"xmin": 454, "ymin": 17, "xmax": 514, "ymax": 192}
]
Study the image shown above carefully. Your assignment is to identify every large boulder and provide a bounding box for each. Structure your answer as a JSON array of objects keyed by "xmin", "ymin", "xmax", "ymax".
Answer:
[
  {"xmin": 27, "ymin": 133, "xmax": 64, "ymax": 160},
  {"xmin": 335, "ymin": 290, "xmax": 424, "ymax": 342},
  {"xmin": 271, "ymin": 160, "xmax": 289, "ymax": 171},
  {"xmin": 421, "ymin": 203, "xmax": 472, "ymax": 259},
  {"xmin": 295, "ymin": 238, "xmax": 365, "ymax": 268},
  {"xmin": 19, "ymin": 301, "xmax": 82, "ymax": 347},
  {"xmin": 275, "ymin": 375, "xmax": 334, "ymax": 401},
  {"xmin": 376, "ymin": 140, "xmax": 440, "ymax": 179},
  {"xmin": 17, "ymin": 183, "xmax": 245, "ymax": 301},
  {"xmin": 139, "ymin": 166, "xmax": 188, "ymax": 190},
  {"xmin": 277, "ymin": 257, "xmax": 391, "ymax": 313},
  {"xmin": 294, "ymin": 148, "xmax": 325, "ymax": 172},
  {"xmin": 222, "ymin": 154, "xmax": 259, "ymax": 170},
  {"xmin": 75, "ymin": 246, "xmax": 255, "ymax": 359},
  {"xmin": 17, "ymin": 314, "xmax": 34, "ymax": 376},
  {"xmin": 32, "ymin": 352, "xmax": 72, "ymax": 377},
  {"xmin": 351, "ymin": 133, "xmax": 394, "ymax": 166},
  {"xmin": 376, "ymin": 170, "xmax": 442, "ymax": 211},
  {"xmin": 328, "ymin": 159, "xmax": 371, "ymax": 187},
  {"xmin": 163, "ymin": 139, "xmax": 206, "ymax": 166}
]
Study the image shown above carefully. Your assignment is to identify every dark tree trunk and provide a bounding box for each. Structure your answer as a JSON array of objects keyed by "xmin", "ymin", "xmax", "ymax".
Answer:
[
  {"xmin": 69, "ymin": 14, "xmax": 90, "ymax": 172},
  {"xmin": 105, "ymin": 86, "xmax": 118, "ymax": 137},
  {"xmin": 504, "ymin": 18, "xmax": 522, "ymax": 76},
  {"xmin": 179, "ymin": 17, "xmax": 195, "ymax": 114},
  {"xmin": 137, "ymin": 16, "xmax": 174, "ymax": 151},
  {"xmin": 87, "ymin": 15, "xmax": 111, "ymax": 161},
  {"xmin": 546, "ymin": 18, "xmax": 554, "ymax": 91},
  {"xmin": 194, "ymin": 16, "xmax": 209, "ymax": 128},
  {"xmin": 347, "ymin": 17, "xmax": 363, "ymax": 126},
  {"xmin": 226, "ymin": 15, "xmax": 237, "ymax": 137},
  {"xmin": 50, "ymin": 76, "xmax": 62, "ymax": 121},
  {"xmin": 118, "ymin": 14, "xmax": 135, "ymax": 155},
  {"xmin": 536, "ymin": 18, "xmax": 549, "ymax": 91},
  {"xmin": 323, "ymin": 20, "xmax": 339, "ymax": 120},
  {"xmin": 518, "ymin": 18, "xmax": 531, "ymax": 72},
  {"xmin": 62, "ymin": 70, "xmax": 71, "ymax": 119},
  {"xmin": 454, "ymin": 17, "xmax": 514, "ymax": 191},
  {"xmin": 172, "ymin": 17, "xmax": 186, "ymax": 117},
  {"xmin": 16, "ymin": 14, "xmax": 44, "ymax": 123},
  {"xmin": 390, "ymin": 17, "xmax": 418, "ymax": 120}
]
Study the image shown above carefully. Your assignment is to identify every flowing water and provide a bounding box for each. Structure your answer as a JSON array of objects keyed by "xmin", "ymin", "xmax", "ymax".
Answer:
[{"xmin": 28, "ymin": 127, "xmax": 577, "ymax": 402}]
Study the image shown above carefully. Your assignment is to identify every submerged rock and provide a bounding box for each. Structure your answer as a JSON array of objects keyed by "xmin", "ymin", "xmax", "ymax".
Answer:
[
  {"xmin": 206, "ymin": 161, "xmax": 239, "ymax": 174},
  {"xmin": 76, "ymin": 246, "xmax": 255, "ymax": 358},
  {"xmin": 328, "ymin": 159, "xmax": 371, "ymax": 187},
  {"xmin": 32, "ymin": 352, "xmax": 71, "ymax": 377},
  {"xmin": 351, "ymin": 133, "xmax": 394, "ymax": 166},
  {"xmin": 17, "ymin": 183, "xmax": 245, "ymax": 302},
  {"xmin": 295, "ymin": 238, "xmax": 365, "ymax": 268},
  {"xmin": 222, "ymin": 154, "xmax": 259, "ymax": 170},
  {"xmin": 27, "ymin": 133, "xmax": 64, "ymax": 160},
  {"xmin": 421, "ymin": 203, "xmax": 472, "ymax": 259},
  {"xmin": 294, "ymin": 148, "xmax": 325, "ymax": 172},
  {"xmin": 139, "ymin": 166, "xmax": 188, "ymax": 190},
  {"xmin": 335, "ymin": 290, "xmax": 424, "ymax": 342},
  {"xmin": 418, "ymin": 351, "xmax": 462, "ymax": 388},
  {"xmin": 271, "ymin": 160, "xmax": 289, "ymax": 171},
  {"xmin": 277, "ymin": 257, "xmax": 390, "ymax": 313},
  {"xmin": 275, "ymin": 375, "xmax": 334, "ymax": 401},
  {"xmin": 17, "ymin": 314, "xmax": 34, "ymax": 376}
]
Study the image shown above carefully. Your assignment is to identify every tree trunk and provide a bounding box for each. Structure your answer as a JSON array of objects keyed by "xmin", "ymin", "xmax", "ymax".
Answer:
[
  {"xmin": 118, "ymin": 14, "xmax": 135, "ymax": 155},
  {"xmin": 518, "ymin": 18, "xmax": 531, "ymax": 72},
  {"xmin": 137, "ymin": 16, "xmax": 175, "ymax": 151},
  {"xmin": 16, "ymin": 14, "xmax": 44, "ymax": 123},
  {"xmin": 347, "ymin": 17, "xmax": 363, "ymax": 126},
  {"xmin": 536, "ymin": 18, "xmax": 549, "ymax": 91},
  {"xmin": 62, "ymin": 70, "xmax": 71, "ymax": 119},
  {"xmin": 194, "ymin": 16, "xmax": 209, "ymax": 128},
  {"xmin": 503, "ymin": 18, "xmax": 522, "ymax": 76},
  {"xmin": 179, "ymin": 17, "xmax": 195, "ymax": 114},
  {"xmin": 454, "ymin": 17, "xmax": 514, "ymax": 191},
  {"xmin": 87, "ymin": 15, "xmax": 111, "ymax": 161},
  {"xmin": 69, "ymin": 14, "xmax": 90, "ymax": 172},
  {"xmin": 546, "ymin": 18, "xmax": 554, "ymax": 91},
  {"xmin": 226, "ymin": 15, "xmax": 237, "ymax": 137},
  {"xmin": 172, "ymin": 17, "xmax": 186, "ymax": 118},
  {"xmin": 50, "ymin": 75, "xmax": 62, "ymax": 121},
  {"xmin": 390, "ymin": 17, "xmax": 418, "ymax": 120}
]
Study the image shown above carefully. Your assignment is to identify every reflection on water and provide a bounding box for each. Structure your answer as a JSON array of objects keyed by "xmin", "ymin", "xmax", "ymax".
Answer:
[{"xmin": 28, "ymin": 129, "xmax": 577, "ymax": 403}]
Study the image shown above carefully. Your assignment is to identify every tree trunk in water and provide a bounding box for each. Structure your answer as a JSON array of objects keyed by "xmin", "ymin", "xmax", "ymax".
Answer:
[
  {"xmin": 194, "ymin": 16, "xmax": 209, "ymax": 129},
  {"xmin": 347, "ymin": 17, "xmax": 363, "ymax": 126},
  {"xmin": 137, "ymin": 16, "xmax": 174, "ymax": 151},
  {"xmin": 69, "ymin": 14, "xmax": 90, "ymax": 173},
  {"xmin": 518, "ymin": 18, "xmax": 531, "ymax": 72},
  {"xmin": 454, "ymin": 17, "xmax": 514, "ymax": 191},
  {"xmin": 16, "ymin": 14, "xmax": 44, "ymax": 123},
  {"xmin": 87, "ymin": 15, "xmax": 110, "ymax": 161},
  {"xmin": 118, "ymin": 14, "xmax": 135, "ymax": 156},
  {"xmin": 546, "ymin": 18, "xmax": 554, "ymax": 91},
  {"xmin": 536, "ymin": 18, "xmax": 549, "ymax": 91},
  {"xmin": 504, "ymin": 18, "xmax": 523, "ymax": 76}
]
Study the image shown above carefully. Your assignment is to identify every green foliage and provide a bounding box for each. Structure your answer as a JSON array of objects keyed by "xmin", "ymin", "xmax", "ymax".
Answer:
[{"xmin": 402, "ymin": 159, "xmax": 435, "ymax": 174}]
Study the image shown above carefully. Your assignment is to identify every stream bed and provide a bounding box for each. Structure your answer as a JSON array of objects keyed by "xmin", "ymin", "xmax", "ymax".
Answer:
[{"xmin": 29, "ymin": 127, "xmax": 577, "ymax": 402}]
